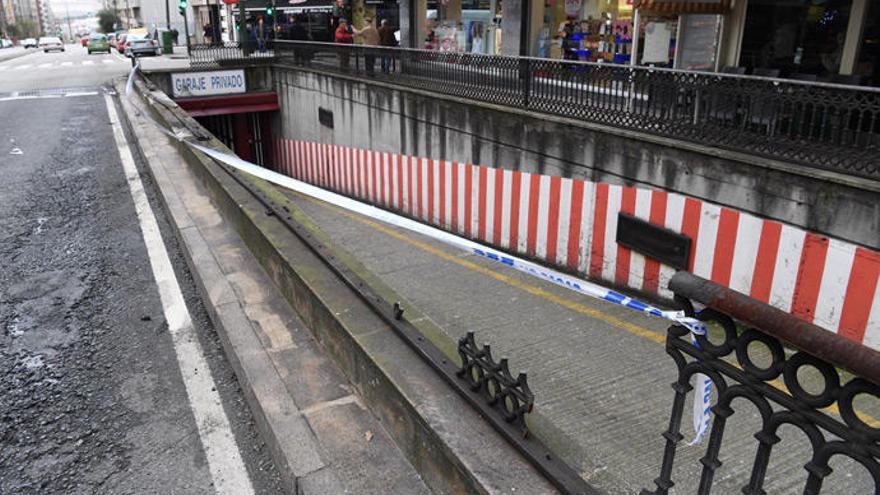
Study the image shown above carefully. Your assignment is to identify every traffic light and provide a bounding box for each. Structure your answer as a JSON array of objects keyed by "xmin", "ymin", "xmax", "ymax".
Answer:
[
  {"xmin": 178, "ymin": 0, "xmax": 187, "ymax": 16},
  {"xmin": 266, "ymin": 6, "xmax": 274, "ymax": 16}
]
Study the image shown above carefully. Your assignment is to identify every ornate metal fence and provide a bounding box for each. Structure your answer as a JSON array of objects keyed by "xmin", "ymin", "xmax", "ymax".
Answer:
[
  {"xmin": 189, "ymin": 42, "xmax": 276, "ymax": 69},
  {"xmin": 270, "ymin": 41, "xmax": 880, "ymax": 180},
  {"xmin": 645, "ymin": 271, "xmax": 880, "ymax": 494}
]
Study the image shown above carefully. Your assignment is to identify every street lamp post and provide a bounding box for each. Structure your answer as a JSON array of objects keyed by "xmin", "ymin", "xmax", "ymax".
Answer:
[{"xmin": 179, "ymin": 0, "xmax": 190, "ymax": 55}]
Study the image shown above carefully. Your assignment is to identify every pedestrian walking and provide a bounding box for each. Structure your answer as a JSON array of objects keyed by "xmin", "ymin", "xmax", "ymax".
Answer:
[
  {"xmin": 352, "ymin": 17, "xmax": 379, "ymax": 75},
  {"xmin": 334, "ymin": 18, "xmax": 354, "ymax": 70},
  {"xmin": 203, "ymin": 24, "xmax": 213, "ymax": 45},
  {"xmin": 378, "ymin": 19, "xmax": 397, "ymax": 74},
  {"xmin": 289, "ymin": 16, "xmax": 311, "ymax": 65},
  {"xmin": 253, "ymin": 15, "xmax": 269, "ymax": 52}
]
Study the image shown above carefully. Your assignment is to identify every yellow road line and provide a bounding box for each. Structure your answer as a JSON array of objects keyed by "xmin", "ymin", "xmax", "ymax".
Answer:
[{"xmin": 293, "ymin": 192, "xmax": 880, "ymax": 428}]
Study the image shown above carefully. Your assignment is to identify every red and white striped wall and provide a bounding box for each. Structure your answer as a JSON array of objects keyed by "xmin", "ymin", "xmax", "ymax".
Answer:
[{"xmin": 271, "ymin": 139, "xmax": 880, "ymax": 350}]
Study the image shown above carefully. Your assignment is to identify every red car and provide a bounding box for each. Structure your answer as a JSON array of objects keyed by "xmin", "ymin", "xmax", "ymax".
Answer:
[{"xmin": 115, "ymin": 34, "xmax": 127, "ymax": 52}]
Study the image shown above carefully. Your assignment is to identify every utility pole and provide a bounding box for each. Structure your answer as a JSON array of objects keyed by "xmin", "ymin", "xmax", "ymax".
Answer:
[
  {"xmin": 165, "ymin": 0, "xmax": 170, "ymax": 30},
  {"xmin": 64, "ymin": 2, "xmax": 72, "ymax": 41}
]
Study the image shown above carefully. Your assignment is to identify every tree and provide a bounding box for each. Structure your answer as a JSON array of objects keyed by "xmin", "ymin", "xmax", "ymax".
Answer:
[
  {"xmin": 97, "ymin": 8, "xmax": 120, "ymax": 34},
  {"xmin": 9, "ymin": 20, "xmax": 39, "ymax": 38}
]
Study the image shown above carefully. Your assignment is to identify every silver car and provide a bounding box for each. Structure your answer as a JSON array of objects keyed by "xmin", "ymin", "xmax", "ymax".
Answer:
[
  {"xmin": 38, "ymin": 36, "xmax": 64, "ymax": 52},
  {"xmin": 123, "ymin": 35, "xmax": 160, "ymax": 58}
]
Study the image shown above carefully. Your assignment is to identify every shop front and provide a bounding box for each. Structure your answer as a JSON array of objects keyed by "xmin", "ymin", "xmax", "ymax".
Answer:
[
  {"xmin": 738, "ymin": 0, "xmax": 872, "ymax": 83},
  {"xmin": 419, "ymin": 0, "xmax": 503, "ymax": 53},
  {"xmin": 527, "ymin": 0, "xmax": 728, "ymax": 69}
]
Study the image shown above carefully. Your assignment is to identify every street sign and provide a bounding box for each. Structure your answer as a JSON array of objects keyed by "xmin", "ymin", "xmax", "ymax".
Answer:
[{"xmin": 171, "ymin": 70, "xmax": 247, "ymax": 97}]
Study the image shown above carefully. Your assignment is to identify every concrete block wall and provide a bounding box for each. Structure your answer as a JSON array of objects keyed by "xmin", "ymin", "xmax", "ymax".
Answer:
[{"xmin": 272, "ymin": 67, "xmax": 880, "ymax": 349}]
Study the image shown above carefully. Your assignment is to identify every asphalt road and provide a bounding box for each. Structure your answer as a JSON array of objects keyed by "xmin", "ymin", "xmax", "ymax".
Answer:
[{"xmin": 0, "ymin": 46, "xmax": 283, "ymax": 493}]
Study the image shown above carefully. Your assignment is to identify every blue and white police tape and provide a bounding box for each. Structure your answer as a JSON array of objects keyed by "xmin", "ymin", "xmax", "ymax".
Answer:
[{"xmin": 124, "ymin": 63, "xmax": 713, "ymax": 444}]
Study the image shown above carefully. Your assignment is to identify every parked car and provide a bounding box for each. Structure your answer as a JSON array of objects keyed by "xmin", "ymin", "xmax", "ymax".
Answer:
[
  {"xmin": 110, "ymin": 30, "xmax": 126, "ymax": 51},
  {"xmin": 80, "ymin": 35, "xmax": 89, "ymax": 47},
  {"xmin": 124, "ymin": 35, "xmax": 160, "ymax": 57},
  {"xmin": 87, "ymin": 33, "xmax": 110, "ymax": 54},
  {"xmin": 22, "ymin": 38, "xmax": 37, "ymax": 48},
  {"xmin": 0, "ymin": 38, "xmax": 12, "ymax": 48},
  {"xmin": 115, "ymin": 33, "xmax": 127, "ymax": 52},
  {"xmin": 38, "ymin": 36, "xmax": 64, "ymax": 52}
]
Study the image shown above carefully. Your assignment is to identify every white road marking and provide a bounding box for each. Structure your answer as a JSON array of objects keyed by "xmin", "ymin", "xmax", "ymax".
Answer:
[
  {"xmin": 104, "ymin": 94, "xmax": 255, "ymax": 495},
  {"xmin": 113, "ymin": 53, "xmax": 127, "ymax": 62},
  {"xmin": 13, "ymin": 64, "xmax": 32, "ymax": 70},
  {"xmin": 103, "ymin": 59, "xmax": 114, "ymax": 64},
  {"xmin": 82, "ymin": 60, "xmax": 94, "ymax": 66},
  {"xmin": 0, "ymin": 94, "xmax": 64, "ymax": 102},
  {"xmin": 37, "ymin": 62, "xmax": 52, "ymax": 68},
  {"xmin": 60, "ymin": 61, "xmax": 73, "ymax": 66}
]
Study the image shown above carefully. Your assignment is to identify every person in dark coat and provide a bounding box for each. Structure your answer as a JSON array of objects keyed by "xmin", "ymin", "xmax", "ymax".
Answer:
[
  {"xmin": 289, "ymin": 16, "xmax": 311, "ymax": 65},
  {"xmin": 377, "ymin": 19, "xmax": 397, "ymax": 73}
]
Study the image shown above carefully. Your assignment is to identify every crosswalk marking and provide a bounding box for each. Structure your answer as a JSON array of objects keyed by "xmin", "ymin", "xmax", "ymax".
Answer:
[{"xmin": 0, "ymin": 57, "xmax": 144, "ymax": 72}]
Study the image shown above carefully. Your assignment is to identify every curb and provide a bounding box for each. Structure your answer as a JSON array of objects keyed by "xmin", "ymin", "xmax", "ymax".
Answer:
[{"xmin": 115, "ymin": 81, "xmax": 340, "ymax": 494}]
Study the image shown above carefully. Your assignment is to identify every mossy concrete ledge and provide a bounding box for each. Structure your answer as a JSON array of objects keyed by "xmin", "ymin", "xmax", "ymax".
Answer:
[{"xmin": 130, "ymin": 75, "xmax": 560, "ymax": 495}]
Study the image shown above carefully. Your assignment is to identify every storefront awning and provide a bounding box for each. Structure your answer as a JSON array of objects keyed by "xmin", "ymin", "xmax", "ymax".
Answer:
[
  {"xmin": 281, "ymin": 0, "xmax": 334, "ymax": 12},
  {"xmin": 634, "ymin": 0, "xmax": 732, "ymax": 14},
  {"xmin": 175, "ymin": 92, "xmax": 279, "ymax": 117}
]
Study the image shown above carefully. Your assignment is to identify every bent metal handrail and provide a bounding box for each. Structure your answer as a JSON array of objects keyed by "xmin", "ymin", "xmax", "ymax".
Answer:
[
  {"xmin": 669, "ymin": 271, "xmax": 880, "ymax": 385},
  {"xmin": 646, "ymin": 271, "xmax": 880, "ymax": 494}
]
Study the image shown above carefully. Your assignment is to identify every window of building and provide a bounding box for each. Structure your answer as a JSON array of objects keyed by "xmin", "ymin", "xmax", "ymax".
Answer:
[{"xmin": 739, "ymin": 0, "xmax": 853, "ymax": 78}]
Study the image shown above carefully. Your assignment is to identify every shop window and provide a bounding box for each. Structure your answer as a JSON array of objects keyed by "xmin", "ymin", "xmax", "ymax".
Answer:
[
  {"xmin": 740, "ymin": 0, "xmax": 853, "ymax": 78},
  {"xmin": 425, "ymin": 0, "xmax": 501, "ymax": 53},
  {"xmin": 539, "ymin": 0, "xmax": 635, "ymax": 62},
  {"xmin": 856, "ymin": 0, "xmax": 880, "ymax": 86}
]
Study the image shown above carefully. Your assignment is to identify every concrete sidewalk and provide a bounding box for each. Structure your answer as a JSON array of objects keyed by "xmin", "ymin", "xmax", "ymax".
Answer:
[
  {"xmin": 0, "ymin": 47, "xmax": 34, "ymax": 64},
  {"xmin": 277, "ymin": 185, "xmax": 877, "ymax": 494}
]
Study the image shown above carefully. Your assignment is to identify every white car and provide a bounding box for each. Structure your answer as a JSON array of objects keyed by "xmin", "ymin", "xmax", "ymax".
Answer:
[
  {"xmin": 38, "ymin": 36, "xmax": 65, "ymax": 52},
  {"xmin": 0, "ymin": 38, "xmax": 13, "ymax": 48},
  {"xmin": 22, "ymin": 38, "xmax": 37, "ymax": 48},
  {"xmin": 123, "ymin": 35, "xmax": 160, "ymax": 58}
]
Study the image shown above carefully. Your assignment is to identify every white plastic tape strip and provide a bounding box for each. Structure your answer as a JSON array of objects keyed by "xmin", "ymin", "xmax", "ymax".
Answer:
[{"xmin": 126, "ymin": 64, "xmax": 713, "ymax": 444}]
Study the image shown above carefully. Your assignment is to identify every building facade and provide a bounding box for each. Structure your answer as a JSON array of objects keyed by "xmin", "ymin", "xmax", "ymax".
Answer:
[{"xmin": 392, "ymin": 0, "xmax": 879, "ymax": 86}]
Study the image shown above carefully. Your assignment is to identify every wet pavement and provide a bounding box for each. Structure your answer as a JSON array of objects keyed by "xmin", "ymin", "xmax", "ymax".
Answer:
[{"xmin": 0, "ymin": 93, "xmax": 282, "ymax": 493}]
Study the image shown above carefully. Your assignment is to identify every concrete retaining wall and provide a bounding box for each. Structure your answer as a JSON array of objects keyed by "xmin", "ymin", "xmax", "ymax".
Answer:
[
  {"xmin": 271, "ymin": 66, "xmax": 880, "ymax": 349},
  {"xmin": 270, "ymin": 138, "xmax": 880, "ymax": 350},
  {"xmin": 272, "ymin": 67, "xmax": 879, "ymax": 249}
]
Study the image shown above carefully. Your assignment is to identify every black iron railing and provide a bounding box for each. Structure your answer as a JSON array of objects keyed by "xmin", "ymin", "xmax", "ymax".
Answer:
[
  {"xmin": 645, "ymin": 272, "xmax": 880, "ymax": 494},
  {"xmin": 189, "ymin": 41, "xmax": 276, "ymax": 69},
  {"xmin": 269, "ymin": 40, "xmax": 880, "ymax": 180}
]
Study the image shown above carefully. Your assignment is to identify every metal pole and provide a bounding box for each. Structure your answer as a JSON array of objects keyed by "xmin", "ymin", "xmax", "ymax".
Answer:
[
  {"xmin": 165, "ymin": 0, "xmax": 170, "ymax": 30},
  {"xmin": 239, "ymin": 0, "xmax": 250, "ymax": 55},
  {"xmin": 183, "ymin": 5, "xmax": 190, "ymax": 54},
  {"xmin": 65, "ymin": 3, "xmax": 72, "ymax": 42},
  {"xmin": 630, "ymin": 8, "xmax": 640, "ymax": 67}
]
